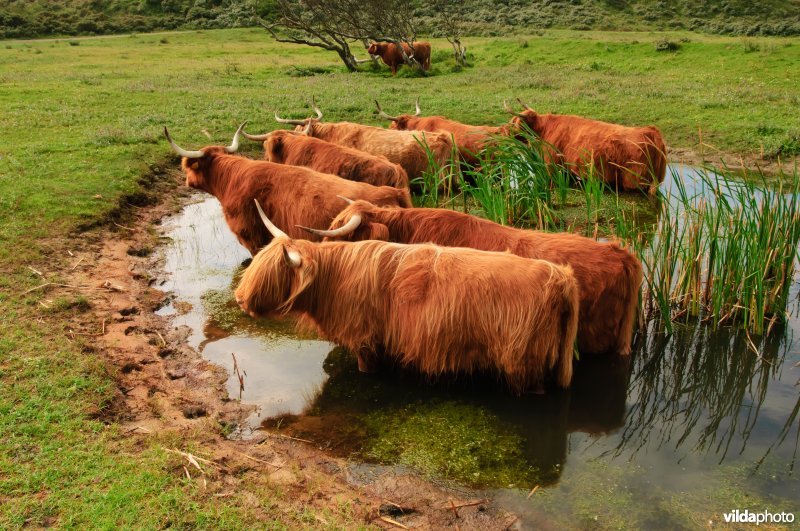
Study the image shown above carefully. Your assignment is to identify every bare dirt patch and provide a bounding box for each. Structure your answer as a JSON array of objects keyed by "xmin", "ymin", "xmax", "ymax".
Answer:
[{"xmin": 37, "ymin": 168, "xmax": 517, "ymax": 529}]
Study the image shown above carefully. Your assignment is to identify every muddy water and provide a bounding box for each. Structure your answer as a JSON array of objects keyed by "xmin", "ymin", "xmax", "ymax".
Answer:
[{"xmin": 157, "ymin": 166, "xmax": 800, "ymax": 527}]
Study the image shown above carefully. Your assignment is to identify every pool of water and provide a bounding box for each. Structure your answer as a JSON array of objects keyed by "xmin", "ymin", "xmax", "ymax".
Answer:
[{"xmin": 156, "ymin": 165, "xmax": 800, "ymax": 527}]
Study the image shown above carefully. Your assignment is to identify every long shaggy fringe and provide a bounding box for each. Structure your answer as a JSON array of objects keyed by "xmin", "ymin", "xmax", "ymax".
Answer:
[{"xmin": 236, "ymin": 238, "xmax": 579, "ymax": 392}]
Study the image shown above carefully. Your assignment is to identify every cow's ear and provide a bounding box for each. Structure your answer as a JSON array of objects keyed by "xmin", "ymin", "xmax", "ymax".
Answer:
[
  {"xmin": 369, "ymin": 223, "xmax": 390, "ymax": 242},
  {"xmin": 282, "ymin": 244, "xmax": 302, "ymax": 268}
]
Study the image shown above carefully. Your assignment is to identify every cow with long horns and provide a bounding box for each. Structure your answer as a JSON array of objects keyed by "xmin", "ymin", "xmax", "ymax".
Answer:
[
  {"xmin": 367, "ymin": 41, "xmax": 431, "ymax": 75},
  {"xmin": 273, "ymin": 100, "xmax": 454, "ymax": 182},
  {"xmin": 236, "ymin": 202, "xmax": 580, "ymax": 393},
  {"xmin": 505, "ymin": 99, "xmax": 667, "ymax": 194},
  {"xmin": 302, "ymin": 200, "xmax": 642, "ymax": 356},
  {"xmin": 375, "ymin": 98, "xmax": 508, "ymax": 164},
  {"xmin": 241, "ymin": 124, "xmax": 410, "ymax": 190},
  {"xmin": 163, "ymin": 125, "xmax": 411, "ymax": 255}
]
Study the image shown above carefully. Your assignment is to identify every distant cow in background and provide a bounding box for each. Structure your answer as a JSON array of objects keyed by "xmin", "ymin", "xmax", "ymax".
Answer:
[
  {"xmin": 368, "ymin": 41, "xmax": 431, "ymax": 75},
  {"xmin": 505, "ymin": 99, "xmax": 667, "ymax": 194},
  {"xmin": 376, "ymin": 98, "xmax": 507, "ymax": 164},
  {"xmin": 163, "ymin": 125, "xmax": 410, "ymax": 255},
  {"xmin": 242, "ymin": 125, "xmax": 410, "ymax": 190},
  {"xmin": 302, "ymin": 200, "xmax": 642, "ymax": 356},
  {"xmin": 274, "ymin": 100, "xmax": 454, "ymax": 182},
  {"xmin": 237, "ymin": 206, "xmax": 579, "ymax": 393}
]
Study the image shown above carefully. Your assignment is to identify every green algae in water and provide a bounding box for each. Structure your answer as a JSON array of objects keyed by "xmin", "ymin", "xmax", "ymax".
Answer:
[
  {"xmin": 522, "ymin": 460, "xmax": 800, "ymax": 530},
  {"xmin": 363, "ymin": 401, "xmax": 541, "ymax": 488},
  {"xmin": 201, "ymin": 289, "xmax": 243, "ymax": 332},
  {"xmin": 201, "ymin": 288, "xmax": 298, "ymax": 339}
]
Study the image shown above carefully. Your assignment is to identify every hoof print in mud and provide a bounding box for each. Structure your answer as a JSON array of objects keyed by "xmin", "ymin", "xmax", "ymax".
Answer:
[
  {"xmin": 121, "ymin": 362, "xmax": 142, "ymax": 374},
  {"xmin": 182, "ymin": 405, "xmax": 208, "ymax": 419}
]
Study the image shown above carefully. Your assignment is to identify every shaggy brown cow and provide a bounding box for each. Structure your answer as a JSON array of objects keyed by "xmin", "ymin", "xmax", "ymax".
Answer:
[
  {"xmin": 303, "ymin": 200, "xmax": 642, "ymax": 356},
  {"xmin": 163, "ymin": 126, "xmax": 411, "ymax": 255},
  {"xmin": 241, "ymin": 125, "xmax": 410, "ymax": 190},
  {"xmin": 367, "ymin": 41, "xmax": 431, "ymax": 75},
  {"xmin": 505, "ymin": 100, "xmax": 667, "ymax": 194},
  {"xmin": 236, "ymin": 206, "xmax": 579, "ymax": 393},
  {"xmin": 274, "ymin": 102, "xmax": 453, "ymax": 182},
  {"xmin": 376, "ymin": 98, "xmax": 508, "ymax": 164}
]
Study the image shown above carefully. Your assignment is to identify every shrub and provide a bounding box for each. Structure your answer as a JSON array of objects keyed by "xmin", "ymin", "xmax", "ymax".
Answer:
[{"xmin": 654, "ymin": 39, "xmax": 680, "ymax": 52}]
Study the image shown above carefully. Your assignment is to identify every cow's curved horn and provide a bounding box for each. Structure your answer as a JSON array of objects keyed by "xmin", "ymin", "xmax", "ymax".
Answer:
[
  {"xmin": 297, "ymin": 214, "xmax": 362, "ymax": 238},
  {"xmin": 274, "ymin": 112, "xmax": 308, "ymax": 126},
  {"xmin": 337, "ymin": 195, "xmax": 355, "ymax": 204},
  {"xmin": 516, "ymin": 97, "xmax": 534, "ymax": 112},
  {"xmin": 224, "ymin": 121, "xmax": 246, "ymax": 153},
  {"xmin": 309, "ymin": 96, "xmax": 323, "ymax": 120},
  {"xmin": 414, "ymin": 96, "xmax": 421, "ymax": 116},
  {"xmin": 503, "ymin": 100, "xmax": 524, "ymax": 117},
  {"xmin": 242, "ymin": 129, "xmax": 272, "ymax": 141},
  {"xmin": 299, "ymin": 120, "xmax": 312, "ymax": 136},
  {"xmin": 253, "ymin": 199, "xmax": 289, "ymax": 239},
  {"xmin": 164, "ymin": 127, "xmax": 204, "ymax": 159},
  {"xmin": 375, "ymin": 100, "xmax": 398, "ymax": 121}
]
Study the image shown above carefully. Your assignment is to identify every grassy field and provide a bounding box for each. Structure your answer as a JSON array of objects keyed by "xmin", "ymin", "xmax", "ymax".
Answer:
[{"xmin": 1, "ymin": 27, "xmax": 799, "ymax": 527}]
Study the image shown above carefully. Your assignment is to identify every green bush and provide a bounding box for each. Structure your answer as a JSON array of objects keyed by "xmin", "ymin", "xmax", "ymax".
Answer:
[{"xmin": 654, "ymin": 39, "xmax": 680, "ymax": 52}]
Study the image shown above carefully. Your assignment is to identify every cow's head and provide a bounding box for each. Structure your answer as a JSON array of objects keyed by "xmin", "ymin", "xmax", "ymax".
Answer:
[
  {"xmin": 274, "ymin": 97, "xmax": 323, "ymax": 137},
  {"xmin": 164, "ymin": 123, "xmax": 245, "ymax": 191},
  {"xmin": 298, "ymin": 198, "xmax": 389, "ymax": 243},
  {"xmin": 504, "ymin": 99, "xmax": 541, "ymax": 133},
  {"xmin": 242, "ymin": 125, "xmax": 312, "ymax": 163},
  {"xmin": 367, "ymin": 42, "xmax": 382, "ymax": 55},
  {"xmin": 375, "ymin": 97, "xmax": 421, "ymax": 130},
  {"xmin": 235, "ymin": 200, "xmax": 316, "ymax": 318}
]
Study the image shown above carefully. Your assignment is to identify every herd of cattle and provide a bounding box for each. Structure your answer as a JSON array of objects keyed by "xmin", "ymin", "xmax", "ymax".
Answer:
[{"xmin": 164, "ymin": 98, "xmax": 667, "ymax": 393}]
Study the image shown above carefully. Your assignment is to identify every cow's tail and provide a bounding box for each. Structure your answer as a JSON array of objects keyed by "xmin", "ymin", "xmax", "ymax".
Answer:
[
  {"xmin": 613, "ymin": 245, "xmax": 643, "ymax": 356},
  {"xmin": 557, "ymin": 267, "xmax": 580, "ymax": 388}
]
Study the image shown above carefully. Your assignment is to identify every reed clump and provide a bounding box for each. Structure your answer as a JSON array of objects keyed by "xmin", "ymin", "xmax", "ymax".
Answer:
[{"xmin": 417, "ymin": 133, "xmax": 800, "ymax": 336}]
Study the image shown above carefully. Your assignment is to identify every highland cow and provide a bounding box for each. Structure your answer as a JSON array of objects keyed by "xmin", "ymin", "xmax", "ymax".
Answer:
[
  {"xmin": 236, "ymin": 203, "xmax": 579, "ymax": 393},
  {"xmin": 163, "ymin": 125, "xmax": 411, "ymax": 255},
  {"xmin": 367, "ymin": 41, "xmax": 431, "ymax": 75},
  {"xmin": 274, "ymin": 100, "xmax": 453, "ymax": 181},
  {"xmin": 376, "ymin": 98, "xmax": 508, "ymax": 164},
  {"xmin": 505, "ymin": 100, "xmax": 667, "ymax": 194},
  {"xmin": 302, "ymin": 200, "xmax": 642, "ymax": 356},
  {"xmin": 241, "ymin": 125, "xmax": 410, "ymax": 190}
]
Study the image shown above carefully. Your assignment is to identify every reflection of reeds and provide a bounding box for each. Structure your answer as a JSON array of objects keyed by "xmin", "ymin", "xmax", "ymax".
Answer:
[{"xmin": 610, "ymin": 321, "xmax": 799, "ymax": 466}]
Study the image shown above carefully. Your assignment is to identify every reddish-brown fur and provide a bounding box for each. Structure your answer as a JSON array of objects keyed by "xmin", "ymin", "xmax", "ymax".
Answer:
[
  {"xmin": 296, "ymin": 120, "xmax": 453, "ymax": 181},
  {"xmin": 511, "ymin": 110, "xmax": 667, "ymax": 193},
  {"xmin": 368, "ymin": 41, "xmax": 431, "ymax": 74},
  {"xmin": 322, "ymin": 202, "xmax": 643, "ymax": 356},
  {"xmin": 388, "ymin": 114, "xmax": 509, "ymax": 164},
  {"xmin": 178, "ymin": 147, "xmax": 411, "ymax": 255},
  {"xmin": 261, "ymin": 130, "xmax": 410, "ymax": 190},
  {"xmin": 236, "ymin": 237, "xmax": 579, "ymax": 392}
]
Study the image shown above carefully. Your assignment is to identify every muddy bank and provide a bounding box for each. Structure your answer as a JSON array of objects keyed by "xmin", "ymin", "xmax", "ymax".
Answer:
[{"xmin": 53, "ymin": 169, "xmax": 516, "ymax": 529}]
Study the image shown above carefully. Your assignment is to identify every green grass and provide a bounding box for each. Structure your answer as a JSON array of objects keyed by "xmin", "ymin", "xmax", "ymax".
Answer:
[{"xmin": 1, "ymin": 27, "xmax": 799, "ymax": 526}]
